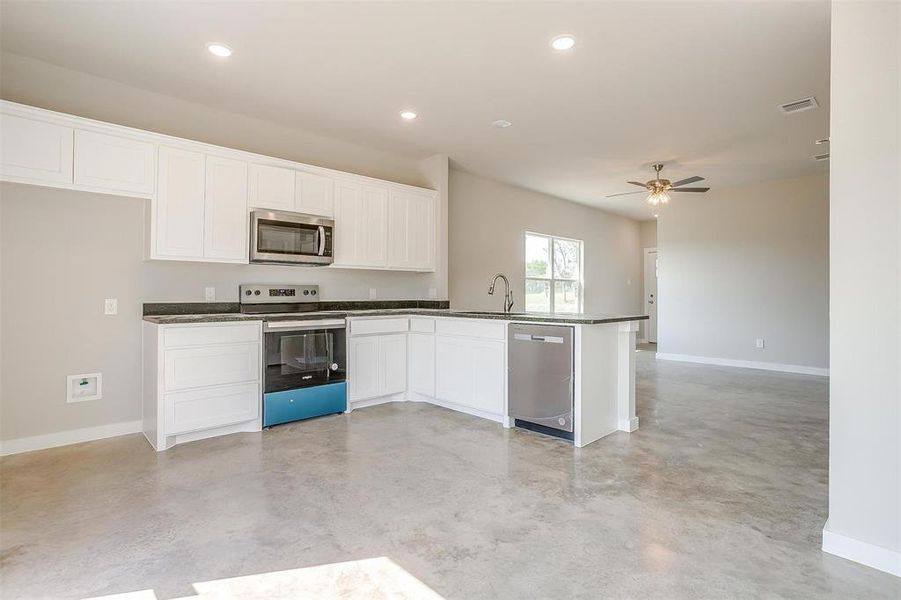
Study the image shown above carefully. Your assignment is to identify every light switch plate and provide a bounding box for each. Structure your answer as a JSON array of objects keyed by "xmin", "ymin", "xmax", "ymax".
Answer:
[
  {"xmin": 205, "ymin": 286, "xmax": 216, "ymax": 302},
  {"xmin": 756, "ymin": 338, "xmax": 765, "ymax": 349},
  {"xmin": 428, "ymin": 287, "xmax": 437, "ymax": 300},
  {"xmin": 369, "ymin": 288, "xmax": 377, "ymax": 300},
  {"xmin": 104, "ymin": 298, "xmax": 118, "ymax": 315}
]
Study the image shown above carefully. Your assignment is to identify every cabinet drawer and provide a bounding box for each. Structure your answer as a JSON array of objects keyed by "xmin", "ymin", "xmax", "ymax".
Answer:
[
  {"xmin": 163, "ymin": 323, "xmax": 260, "ymax": 348},
  {"xmin": 435, "ymin": 318, "xmax": 506, "ymax": 340},
  {"xmin": 163, "ymin": 342, "xmax": 259, "ymax": 391},
  {"xmin": 409, "ymin": 317, "xmax": 435, "ymax": 333},
  {"xmin": 349, "ymin": 318, "xmax": 408, "ymax": 336},
  {"xmin": 164, "ymin": 382, "xmax": 259, "ymax": 435},
  {"xmin": 263, "ymin": 382, "xmax": 346, "ymax": 427}
]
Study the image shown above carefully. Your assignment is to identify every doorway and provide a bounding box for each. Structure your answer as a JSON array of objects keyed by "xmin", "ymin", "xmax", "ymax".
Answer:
[{"xmin": 643, "ymin": 248, "xmax": 658, "ymax": 344}]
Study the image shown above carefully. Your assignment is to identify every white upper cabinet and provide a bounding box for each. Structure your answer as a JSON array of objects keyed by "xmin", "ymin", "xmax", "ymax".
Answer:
[
  {"xmin": 73, "ymin": 129, "xmax": 155, "ymax": 196},
  {"xmin": 248, "ymin": 164, "xmax": 295, "ymax": 211},
  {"xmin": 204, "ymin": 156, "xmax": 248, "ymax": 262},
  {"xmin": 0, "ymin": 113, "xmax": 73, "ymax": 185},
  {"xmin": 334, "ymin": 181, "xmax": 387, "ymax": 268},
  {"xmin": 388, "ymin": 189, "xmax": 436, "ymax": 271},
  {"xmin": 295, "ymin": 171, "xmax": 335, "ymax": 217},
  {"xmin": 155, "ymin": 146, "xmax": 205, "ymax": 259}
]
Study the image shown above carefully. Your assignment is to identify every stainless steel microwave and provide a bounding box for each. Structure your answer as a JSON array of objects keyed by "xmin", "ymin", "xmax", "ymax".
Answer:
[{"xmin": 250, "ymin": 210, "xmax": 334, "ymax": 266}]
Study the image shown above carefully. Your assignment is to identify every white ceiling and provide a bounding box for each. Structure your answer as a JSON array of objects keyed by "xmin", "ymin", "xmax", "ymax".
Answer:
[{"xmin": 0, "ymin": 1, "xmax": 830, "ymax": 220}]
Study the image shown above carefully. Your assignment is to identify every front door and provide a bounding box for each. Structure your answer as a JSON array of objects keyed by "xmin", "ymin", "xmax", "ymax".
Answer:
[{"xmin": 643, "ymin": 249, "xmax": 658, "ymax": 343}]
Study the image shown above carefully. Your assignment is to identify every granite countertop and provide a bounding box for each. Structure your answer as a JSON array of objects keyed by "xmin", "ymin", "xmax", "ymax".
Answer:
[{"xmin": 142, "ymin": 306, "xmax": 648, "ymax": 326}]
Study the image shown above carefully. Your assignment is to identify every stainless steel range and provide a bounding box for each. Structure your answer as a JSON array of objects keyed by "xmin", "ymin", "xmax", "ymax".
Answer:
[{"xmin": 240, "ymin": 284, "xmax": 346, "ymax": 427}]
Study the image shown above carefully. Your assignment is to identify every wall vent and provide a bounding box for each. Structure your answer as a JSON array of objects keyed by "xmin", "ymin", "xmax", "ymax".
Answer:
[
  {"xmin": 813, "ymin": 153, "xmax": 830, "ymax": 161},
  {"xmin": 779, "ymin": 96, "xmax": 819, "ymax": 115}
]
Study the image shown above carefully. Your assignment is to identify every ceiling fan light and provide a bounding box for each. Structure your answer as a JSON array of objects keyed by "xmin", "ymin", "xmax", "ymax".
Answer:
[{"xmin": 647, "ymin": 191, "xmax": 670, "ymax": 206}]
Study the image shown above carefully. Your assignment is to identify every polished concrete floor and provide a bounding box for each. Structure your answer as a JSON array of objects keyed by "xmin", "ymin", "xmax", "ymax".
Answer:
[{"xmin": 2, "ymin": 349, "xmax": 899, "ymax": 599}]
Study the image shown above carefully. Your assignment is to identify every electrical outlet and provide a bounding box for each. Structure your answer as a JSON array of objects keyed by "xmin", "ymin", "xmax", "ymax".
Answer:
[
  {"xmin": 756, "ymin": 338, "xmax": 765, "ymax": 349},
  {"xmin": 369, "ymin": 288, "xmax": 377, "ymax": 300},
  {"xmin": 205, "ymin": 286, "xmax": 216, "ymax": 302},
  {"xmin": 428, "ymin": 287, "xmax": 437, "ymax": 300},
  {"xmin": 104, "ymin": 298, "xmax": 118, "ymax": 315}
]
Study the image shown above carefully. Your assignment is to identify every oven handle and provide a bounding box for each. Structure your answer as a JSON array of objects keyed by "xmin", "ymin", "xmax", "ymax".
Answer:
[
  {"xmin": 264, "ymin": 319, "xmax": 346, "ymax": 332},
  {"xmin": 318, "ymin": 226, "xmax": 326, "ymax": 256}
]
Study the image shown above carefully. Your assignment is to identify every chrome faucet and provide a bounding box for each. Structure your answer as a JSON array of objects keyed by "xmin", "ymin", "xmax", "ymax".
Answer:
[{"xmin": 488, "ymin": 273, "xmax": 515, "ymax": 313}]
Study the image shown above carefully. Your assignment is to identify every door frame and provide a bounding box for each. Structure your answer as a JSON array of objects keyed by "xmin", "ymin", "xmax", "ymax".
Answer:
[{"xmin": 642, "ymin": 247, "xmax": 658, "ymax": 344}]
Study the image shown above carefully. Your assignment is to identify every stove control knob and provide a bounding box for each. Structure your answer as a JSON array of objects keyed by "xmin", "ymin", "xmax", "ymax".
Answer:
[
  {"xmin": 245, "ymin": 290, "xmax": 252, "ymax": 296},
  {"xmin": 303, "ymin": 290, "xmax": 309, "ymax": 295},
  {"xmin": 254, "ymin": 290, "xmax": 261, "ymax": 296},
  {"xmin": 311, "ymin": 290, "xmax": 317, "ymax": 296}
]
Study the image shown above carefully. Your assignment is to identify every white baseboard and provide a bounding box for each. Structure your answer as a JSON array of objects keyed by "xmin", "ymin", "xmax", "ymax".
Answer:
[
  {"xmin": 0, "ymin": 420, "xmax": 143, "ymax": 457},
  {"xmin": 655, "ymin": 352, "xmax": 829, "ymax": 377},
  {"xmin": 822, "ymin": 521, "xmax": 901, "ymax": 577},
  {"xmin": 618, "ymin": 417, "xmax": 639, "ymax": 432},
  {"xmin": 637, "ymin": 337, "xmax": 648, "ymax": 344}
]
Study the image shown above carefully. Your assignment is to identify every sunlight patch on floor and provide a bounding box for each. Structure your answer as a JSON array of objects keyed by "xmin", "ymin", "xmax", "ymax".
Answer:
[{"xmin": 85, "ymin": 557, "xmax": 444, "ymax": 600}]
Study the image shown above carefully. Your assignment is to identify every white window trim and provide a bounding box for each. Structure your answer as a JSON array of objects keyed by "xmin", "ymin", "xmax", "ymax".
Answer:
[{"xmin": 524, "ymin": 231, "xmax": 584, "ymax": 313}]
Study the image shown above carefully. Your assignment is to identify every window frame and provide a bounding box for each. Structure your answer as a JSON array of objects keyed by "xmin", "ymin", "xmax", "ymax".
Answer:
[{"xmin": 524, "ymin": 231, "xmax": 584, "ymax": 314}]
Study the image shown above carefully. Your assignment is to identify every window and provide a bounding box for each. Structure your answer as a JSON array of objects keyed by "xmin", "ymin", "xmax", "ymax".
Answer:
[{"xmin": 525, "ymin": 232, "xmax": 583, "ymax": 313}]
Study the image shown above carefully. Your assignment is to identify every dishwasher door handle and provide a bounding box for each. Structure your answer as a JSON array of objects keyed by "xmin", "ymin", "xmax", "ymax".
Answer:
[{"xmin": 513, "ymin": 333, "xmax": 564, "ymax": 343}]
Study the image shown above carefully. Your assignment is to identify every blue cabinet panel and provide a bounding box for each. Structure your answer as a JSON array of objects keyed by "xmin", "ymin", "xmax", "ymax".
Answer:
[{"xmin": 263, "ymin": 382, "xmax": 347, "ymax": 427}]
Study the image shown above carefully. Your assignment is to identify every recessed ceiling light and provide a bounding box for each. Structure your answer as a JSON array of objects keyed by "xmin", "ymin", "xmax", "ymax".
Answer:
[
  {"xmin": 400, "ymin": 110, "xmax": 417, "ymax": 120},
  {"xmin": 492, "ymin": 120, "xmax": 512, "ymax": 128},
  {"xmin": 550, "ymin": 35, "xmax": 576, "ymax": 51},
  {"xmin": 206, "ymin": 43, "xmax": 233, "ymax": 58}
]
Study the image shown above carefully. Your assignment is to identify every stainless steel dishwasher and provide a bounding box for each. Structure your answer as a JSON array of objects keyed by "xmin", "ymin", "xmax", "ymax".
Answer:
[{"xmin": 508, "ymin": 323, "xmax": 574, "ymax": 440}]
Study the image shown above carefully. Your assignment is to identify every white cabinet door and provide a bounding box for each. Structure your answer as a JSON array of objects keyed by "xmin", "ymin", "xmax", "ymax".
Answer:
[
  {"xmin": 388, "ymin": 190, "xmax": 435, "ymax": 271},
  {"xmin": 0, "ymin": 113, "xmax": 73, "ymax": 184},
  {"xmin": 73, "ymin": 129, "xmax": 155, "ymax": 195},
  {"xmin": 295, "ymin": 171, "xmax": 335, "ymax": 217},
  {"xmin": 155, "ymin": 146, "xmax": 205, "ymax": 258},
  {"xmin": 361, "ymin": 185, "xmax": 388, "ymax": 267},
  {"xmin": 409, "ymin": 333, "xmax": 435, "ymax": 397},
  {"xmin": 436, "ymin": 335, "xmax": 505, "ymax": 415},
  {"xmin": 380, "ymin": 334, "xmax": 408, "ymax": 395},
  {"xmin": 165, "ymin": 382, "xmax": 259, "ymax": 435},
  {"xmin": 333, "ymin": 180, "xmax": 361, "ymax": 266},
  {"xmin": 349, "ymin": 336, "xmax": 380, "ymax": 400},
  {"xmin": 163, "ymin": 342, "xmax": 260, "ymax": 392},
  {"xmin": 204, "ymin": 155, "xmax": 248, "ymax": 261},
  {"xmin": 468, "ymin": 340, "xmax": 506, "ymax": 415},
  {"xmin": 249, "ymin": 164, "xmax": 295, "ymax": 210},
  {"xmin": 435, "ymin": 336, "xmax": 472, "ymax": 406}
]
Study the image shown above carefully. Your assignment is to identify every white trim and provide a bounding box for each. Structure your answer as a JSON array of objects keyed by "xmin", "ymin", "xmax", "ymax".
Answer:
[
  {"xmin": 822, "ymin": 521, "xmax": 901, "ymax": 577},
  {"xmin": 656, "ymin": 352, "xmax": 829, "ymax": 377},
  {"xmin": 0, "ymin": 420, "xmax": 142, "ymax": 457},
  {"xmin": 618, "ymin": 417, "xmax": 640, "ymax": 432}
]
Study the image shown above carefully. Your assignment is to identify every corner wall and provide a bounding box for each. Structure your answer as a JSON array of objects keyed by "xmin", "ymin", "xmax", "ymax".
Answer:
[
  {"xmin": 657, "ymin": 173, "xmax": 829, "ymax": 373},
  {"xmin": 824, "ymin": 0, "xmax": 900, "ymax": 576}
]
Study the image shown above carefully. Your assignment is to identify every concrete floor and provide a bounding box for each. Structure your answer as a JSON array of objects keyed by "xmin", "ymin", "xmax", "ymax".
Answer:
[{"xmin": 2, "ymin": 350, "xmax": 899, "ymax": 599}]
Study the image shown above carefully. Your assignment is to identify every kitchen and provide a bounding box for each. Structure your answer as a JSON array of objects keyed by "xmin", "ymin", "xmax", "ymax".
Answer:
[{"xmin": 2, "ymin": 2, "xmax": 896, "ymax": 598}]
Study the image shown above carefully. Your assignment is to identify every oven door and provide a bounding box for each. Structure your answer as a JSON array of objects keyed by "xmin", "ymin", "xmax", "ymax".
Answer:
[
  {"xmin": 250, "ymin": 210, "xmax": 334, "ymax": 265},
  {"xmin": 263, "ymin": 320, "xmax": 346, "ymax": 393}
]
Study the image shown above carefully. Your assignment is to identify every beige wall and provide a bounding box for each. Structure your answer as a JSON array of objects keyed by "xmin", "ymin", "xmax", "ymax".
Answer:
[
  {"xmin": 826, "ymin": 0, "xmax": 900, "ymax": 568},
  {"xmin": 657, "ymin": 173, "xmax": 829, "ymax": 368},
  {"xmin": 448, "ymin": 169, "xmax": 641, "ymax": 314}
]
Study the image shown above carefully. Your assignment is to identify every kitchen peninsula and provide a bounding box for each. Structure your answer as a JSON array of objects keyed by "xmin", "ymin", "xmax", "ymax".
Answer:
[{"xmin": 142, "ymin": 300, "xmax": 647, "ymax": 451}]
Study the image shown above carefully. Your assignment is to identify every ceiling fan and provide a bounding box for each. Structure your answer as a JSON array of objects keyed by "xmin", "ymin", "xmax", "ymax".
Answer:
[{"xmin": 606, "ymin": 164, "xmax": 710, "ymax": 206}]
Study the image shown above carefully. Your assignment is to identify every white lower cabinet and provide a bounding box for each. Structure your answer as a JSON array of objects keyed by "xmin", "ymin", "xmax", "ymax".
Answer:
[
  {"xmin": 143, "ymin": 321, "xmax": 262, "ymax": 451},
  {"xmin": 435, "ymin": 336, "xmax": 505, "ymax": 416},
  {"xmin": 346, "ymin": 317, "xmax": 505, "ymax": 422},
  {"xmin": 409, "ymin": 332, "xmax": 436, "ymax": 397},
  {"xmin": 348, "ymin": 332, "xmax": 408, "ymax": 402}
]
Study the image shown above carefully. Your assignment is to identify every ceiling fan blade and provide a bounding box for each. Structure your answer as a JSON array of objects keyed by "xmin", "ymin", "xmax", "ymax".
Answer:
[
  {"xmin": 605, "ymin": 190, "xmax": 646, "ymax": 198},
  {"xmin": 671, "ymin": 176, "xmax": 705, "ymax": 187},
  {"xmin": 669, "ymin": 187, "xmax": 710, "ymax": 192},
  {"xmin": 627, "ymin": 181, "xmax": 649, "ymax": 187}
]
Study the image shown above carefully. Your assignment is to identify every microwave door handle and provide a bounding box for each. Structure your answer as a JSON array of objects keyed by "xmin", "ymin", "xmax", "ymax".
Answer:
[{"xmin": 318, "ymin": 226, "xmax": 325, "ymax": 256}]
